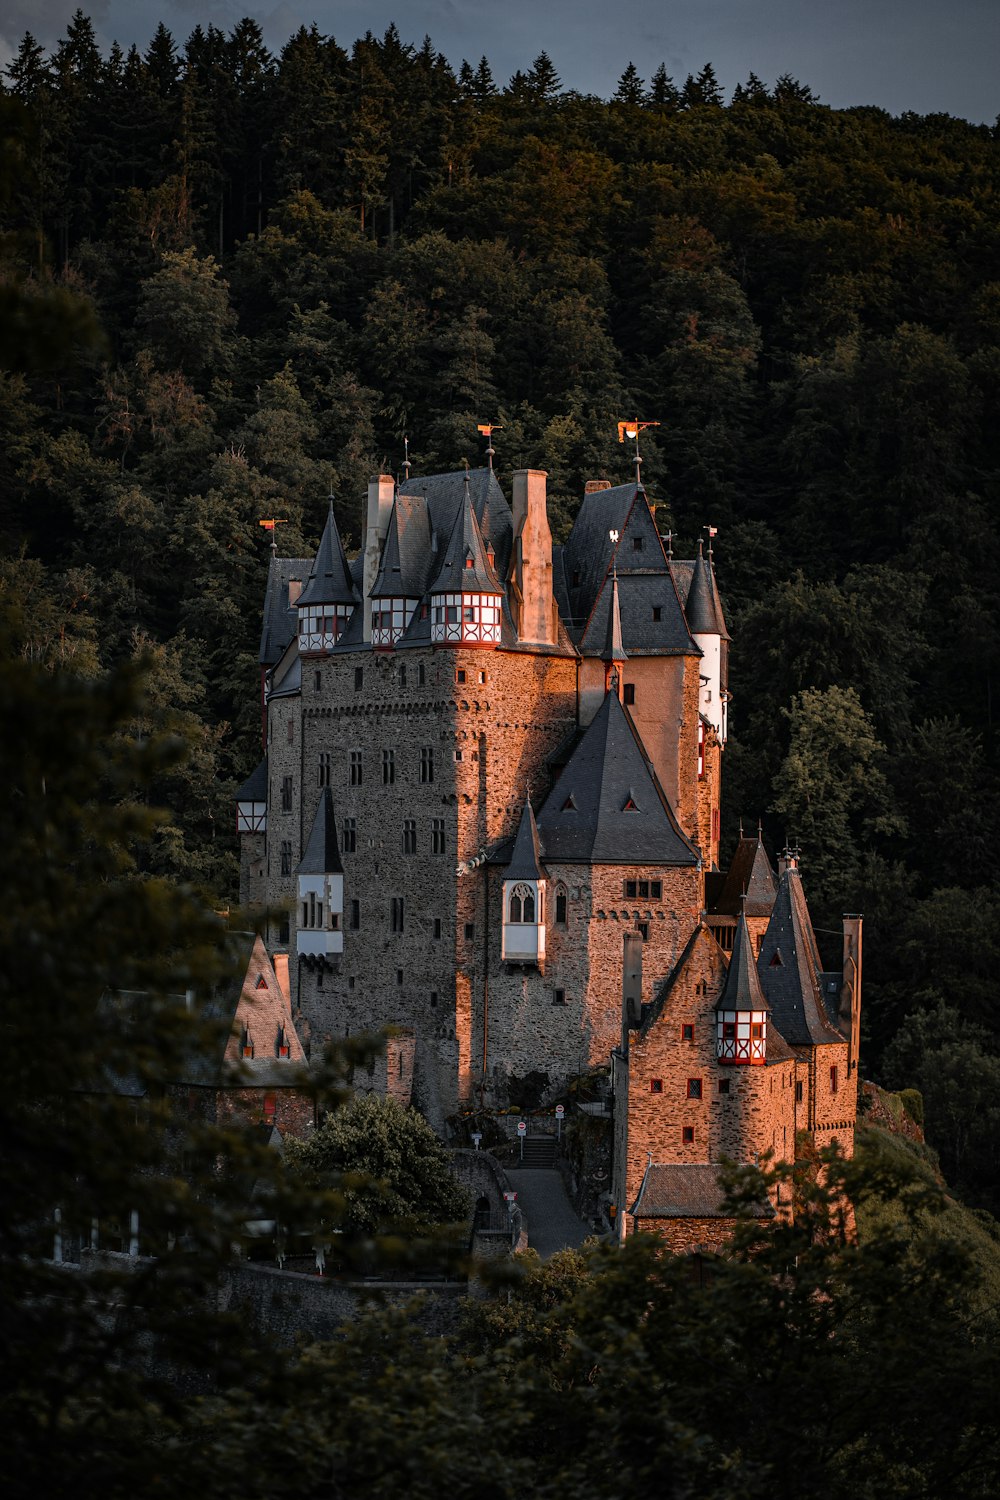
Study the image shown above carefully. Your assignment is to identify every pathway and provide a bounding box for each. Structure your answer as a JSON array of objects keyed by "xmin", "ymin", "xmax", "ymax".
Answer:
[{"xmin": 505, "ymin": 1167, "xmax": 592, "ymax": 1259}]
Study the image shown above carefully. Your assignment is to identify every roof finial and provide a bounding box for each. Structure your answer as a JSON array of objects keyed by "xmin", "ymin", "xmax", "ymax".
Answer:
[
  {"xmin": 258, "ymin": 516, "xmax": 287, "ymax": 555},
  {"xmin": 402, "ymin": 434, "xmax": 411, "ymax": 484},
  {"xmin": 703, "ymin": 523, "xmax": 718, "ymax": 558},
  {"xmin": 477, "ymin": 422, "xmax": 502, "ymax": 471},
  {"xmin": 738, "ymin": 816, "xmax": 744, "ymax": 839},
  {"xmin": 663, "ymin": 529, "xmax": 674, "ymax": 559},
  {"xmin": 617, "ymin": 419, "xmax": 660, "ymax": 491}
]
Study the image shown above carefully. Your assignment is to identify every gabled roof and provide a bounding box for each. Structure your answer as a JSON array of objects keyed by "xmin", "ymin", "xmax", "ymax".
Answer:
[
  {"xmin": 399, "ymin": 467, "xmax": 514, "ymax": 583},
  {"xmin": 632, "ymin": 1163, "xmax": 774, "ymax": 1219},
  {"xmin": 684, "ymin": 540, "xmax": 730, "ymax": 639},
  {"xmin": 536, "ymin": 691, "xmax": 698, "ymax": 866},
  {"xmin": 179, "ymin": 934, "xmax": 309, "ymax": 1087},
  {"xmin": 711, "ymin": 835, "xmax": 777, "ymax": 917},
  {"xmin": 235, "ymin": 757, "xmax": 267, "ymax": 803},
  {"xmin": 640, "ymin": 924, "xmax": 727, "ymax": 1037},
  {"xmin": 259, "ymin": 556, "xmax": 311, "ymax": 666},
  {"xmin": 757, "ymin": 869, "xmax": 844, "ymax": 1047},
  {"xmin": 296, "ymin": 787, "xmax": 342, "ymax": 876},
  {"xmin": 717, "ymin": 911, "xmax": 769, "ymax": 1013},
  {"xmin": 296, "ymin": 501, "xmax": 357, "ymax": 608},
  {"xmin": 428, "ymin": 478, "xmax": 504, "ymax": 595},
  {"xmin": 370, "ymin": 493, "xmax": 434, "ymax": 599},
  {"xmin": 505, "ymin": 799, "xmax": 546, "ymax": 882}
]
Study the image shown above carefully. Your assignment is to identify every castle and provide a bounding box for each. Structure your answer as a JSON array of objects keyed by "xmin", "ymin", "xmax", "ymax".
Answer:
[{"xmin": 236, "ymin": 458, "xmax": 861, "ymax": 1242}]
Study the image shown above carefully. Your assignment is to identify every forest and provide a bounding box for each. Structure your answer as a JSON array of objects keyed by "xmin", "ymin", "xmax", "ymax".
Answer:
[{"xmin": 2, "ymin": 11, "xmax": 1000, "ymax": 1217}]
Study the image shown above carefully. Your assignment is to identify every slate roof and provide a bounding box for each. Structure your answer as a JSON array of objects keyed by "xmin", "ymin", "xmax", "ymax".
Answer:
[
  {"xmin": 685, "ymin": 541, "xmax": 730, "ymax": 639},
  {"xmin": 632, "ymin": 1163, "xmax": 774, "ymax": 1219},
  {"xmin": 236, "ymin": 757, "xmax": 267, "ymax": 803},
  {"xmin": 601, "ymin": 572, "xmax": 628, "ymax": 662},
  {"xmin": 505, "ymin": 799, "xmax": 545, "ymax": 882},
  {"xmin": 711, "ymin": 836, "xmax": 778, "ymax": 918},
  {"xmin": 296, "ymin": 501, "xmax": 357, "ymax": 608},
  {"xmin": 398, "ymin": 467, "xmax": 514, "ymax": 583},
  {"xmin": 717, "ymin": 910, "xmax": 769, "ymax": 1013},
  {"xmin": 428, "ymin": 478, "xmax": 505, "ymax": 596},
  {"xmin": 370, "ymin": 493, "xmax": 434, "ymax": 599},
  {"xmin": 640, "ymin": 924, "xmax": 727, "ymax": 1038},
  {"xmin": 182, "ymin": 932, "xmax": 309, "ymax": 1087},
  {"xmin": 536, "ymin": 691, "xmax": 698, "ymax": 866},
  {"xmin": 757, "ymin": 869, "xmax": 845, "ymax": 1047},
  {"xmin": 259, "ymin": 557, "xmax": 311, "ymax": 666},
  {"xmin": 296, "ymin": 787, "xmax": 343, "ymax": 876}
]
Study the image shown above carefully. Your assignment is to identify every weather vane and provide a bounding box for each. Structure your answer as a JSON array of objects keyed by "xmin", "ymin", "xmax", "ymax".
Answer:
[
  {"xmin": 617, "ymin": 419, "xmax": 660, "ymax": 489},
  {"xmin": 477, "ymin": 423, "xmax": 502, "ymax": 471},
  {"xmin": 258, "ymin": 517, "xmax": 288, "ymax": 555}
]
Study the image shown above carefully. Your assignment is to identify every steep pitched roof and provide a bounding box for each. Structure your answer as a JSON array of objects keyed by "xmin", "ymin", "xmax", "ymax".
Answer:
[
  {"xmin": 717, "ymin": 910, "xmax": 769, "ymax": 1012},
  {"xmin": 296, "ymin": 501, "xmax": 357, "ymax": 608},
  {"xmin": 296, "ymin": 787, "xmax": 342, "ymax": 875},
  {"xmin": 235, "ymin": 756, "xmax": 267, "ymax": 803},
  {"xmin": 684, "ymin": 540, "xmax": 730, "ymax": 639},
  {"xmin": 640, "ymin": 923, "xmax": 727, "ymax": 1037},
  {"xmin": 370, "ymin": 493, "xmax": 434, "ymax": 599},
  {"xmin": 178, "ymin": 934, "xmax": 309, "ymax": 1087},
  {"xmin": 712, "ymin": 835, "xmax": 778, "ymax": 918},
  {"xmin": 428, "ymin": 478, "xmax": 504, "ymax": 595},
  {"xmin": 536, "ymin": 691, "xmax": 698, "ymax": 866},
  {"xmin": 632, "ymin": 1163, "xmax": 774, "ymax": 1219},
  {"xmin": 505, "ymin": 799, "xmax": 546, "ymax": 882},
  {"xmin": 399, "ymin": 467, "xmax": 514, "ymax": 583},
  {"xmin": 601, "ymin": 572, "xmax": 628, "ymax": 663},
  {"xmin": 259, "ymin": 556, "xmax": 311, "ymax": 666},
  {"xmin": 757, "ymin": 869, "xmax": 844, "ymax": 1047}
]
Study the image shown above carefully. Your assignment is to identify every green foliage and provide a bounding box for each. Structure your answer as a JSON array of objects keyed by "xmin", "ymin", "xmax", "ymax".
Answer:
[{"xmin": 285, "ymin": 1091, "xmax": 470, "ymax": 1233}]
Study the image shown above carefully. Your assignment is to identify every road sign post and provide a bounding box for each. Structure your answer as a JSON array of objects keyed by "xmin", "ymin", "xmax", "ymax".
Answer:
[
  {"xmin": 517, "ymin": 1119, "xmax": 526, "ymax": 1161},
  {"xmin": 555, "ymin": 1103, "xmax": 565, "ymax": 1141}
]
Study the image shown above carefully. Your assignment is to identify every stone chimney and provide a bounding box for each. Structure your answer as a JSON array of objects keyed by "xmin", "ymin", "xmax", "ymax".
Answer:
[
  {"xmin": 584, "ymin": 479, "xmax": 612, "ymax": 494},
  {"xmin": 510, "ymin": 468, "xmax": 556, "ymax": 645},
  {"xmin": 362, "ymin": 473, "xmax": 394, "ymax": 642}
]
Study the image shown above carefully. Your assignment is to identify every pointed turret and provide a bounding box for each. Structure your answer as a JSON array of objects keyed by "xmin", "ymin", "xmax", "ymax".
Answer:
[
  {"xmin": 715, "ymin": 907, "xmax": 770, "ymax": 1064},
  {"xmin": 602, "ymin": 571, "xmax": 628, "ymax": 669},
  {"xmin": 296, "ymin": 788, "xmax": 344, "ymax": 959},
  {"xmin": 502, "ymin": 798, "xmax": 547, "ymax": 968},
  {"xmin": 686, "ymin": 539, "xmax": 729, "ymax": 745},
  {"xmin": 429, "ymin": 475, "xmax": 504, "ymax": 646},
  {"xmin": 757, "ymin": 861, "xmax": 843, "ymax": 1048},
  {"xmin": 297, "ymin": 501, "xmax": 357, "ymax": 653},
  {"xmin": 370, "ymin": 495, "xmax": 430, "ymax": 648}
]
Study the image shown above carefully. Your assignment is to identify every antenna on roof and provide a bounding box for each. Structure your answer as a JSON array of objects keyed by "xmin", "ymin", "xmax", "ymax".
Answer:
[
  {"xmin": 258, "ymin": 517, "xmax": 287, "ymax": 556},
  {"xmin": 617, "ymin": 419, "xmax": 660, "ymax": 490},
  {"xmin": 477, "ymin": 422, "xmax": 502, "ymax": 471},
  {"xmin": 402, "ymin": 434, "xmax": 411, "ymax": 484}
]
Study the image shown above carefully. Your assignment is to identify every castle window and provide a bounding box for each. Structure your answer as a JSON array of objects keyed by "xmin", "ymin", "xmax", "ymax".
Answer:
[
  {"xmin": 572, "ymin": 570, "xmax": 581, "ymax": 588},
  {"xmin": 432, "ymin": 818, "xmax": 446, "ymax": 854},
  {"xmin": 382, "ymin": 749, "xmax": 395, "ymax": 785},
  {"xmin": 722, "ymin": 1021, "xmax": 736, "ymax": 1040},
  {"xmin": 287, "ymin": 719, "xmax": 295, "ymax": 743},
  {"xmin": 418, "ymin": 665, "xmax": 425, "ymax": 685},
  {"xmin": 391, "ymin": 897, "xmax": 405, "ymax": 933},
  {"xmin": 318, "ymin": 752, "xmax": 331, "ymax": 787},
  {"xmin": 478, "ymin": 671, "xmax": 487, "ymax": 684},
  {"xmin": 718, "ymin": 1078, "xmax": 730, "ymax": 1095},
  {"xmin": 349, "ymin": 750, "xmax": 362, "ymax": 786},
  {"xmin": 650, "ymin": 1079, "xmax": 663, "ymax": 1093},
  {"xmin": 682, "ymin": 1126, "xmax": 695, "ymax": 1144},
  {"xmin": 420, "ymin": 746, "xmax": 434, "ymax": 783},
  {"xmin": 281, "ymin": 776, "xmax": 293, "ymax": 812},
  {"xmin": 553, "ymin": 989, "xmax": 566, "ymax": 1006},
  {"xmin": 687, "ymin": 1078, "xmax": 703, "ymax": 1100},
  {"xmin": 796, "ymin": 1080, "xmax": 804, "ymax": 1102},
  {"xmin": 770, "ymin": 950, "xmax": 783, "ymax": 967},
  {"xmin": 698, "ymin": 721, "xmax": 705, "ymax": 779},
  {"xmin": 403, "ymin": 819, "xmax": 417, "ymax": 855},
  {"xmin": 830, "ymin": 1065, "xmax": 839, "ymax": 1094},
  {"xmin": 455, "ymin": 750, "xmax": 463, "ymax": 761},
  {"xmin": 555, "ymin": 885, "xmax": 567, "ymax": 924},
  {"xmin": 278, "ymin": 916, "xmax": 289, "ymax": 945},
  {"xmin": 682, "ymin": 1024, "xmax": 694, "ymax": 1041},
  {"xmin": 314, "ymin": 671, "xmax": 322, "ymax": 693},
  {"xmin": 263, "ymin": 1092, "xmax": 276, "ymax": 1122},
  {"xmin": 632, "ymin": 536, "xmax": 644, "ymax": 551},
  {"xmin": 279, "ymin": 841, "xmax": 293, "ymax": 877},
  {"xmin": 652, "ymin": 606, "xmax": 662, "ymax": 622},
  {"xmin": 637, "ymin": 921, "xmax": 649, "ymax": 941},
  {"xmin": 350, "ymin": 899, "xmax": 360, "ymax": 930},
  {"xmin": 433, "ymin": 918, "xmax": 442, "ymax": 939},
  {"xmin": 430, "ymin": 991, "xmax": 438, "ymax": 1008},
  {"xmin": 399, "ymin": 665, "xmax": 407, "ymax": 687},
  {"xmin": 396, "ymin": 969, "xmax": 403, "ymax": 986},
  {"xmin": 624, "ymin": 880, "xmax": 637, "ymax": 898},
  {"xmin": 465, "ymin": 922, "xmax": 475, "ymax": 941},
  {"xmin": 623, "ymin": 684, "xmax": 635, "ymax": 706},
  {"xmin": 342, "ymin": 817, "xmax": 357, "ymax": 853},
  {"xmin": 508, "ymin": 884, "xmax": 535, "ymax": 923},
  {"xmin": 456, "ymin": 668, "xmax": 467, "ymax": 684},
  {"xmin": 354, "ymin": 667, "xmax": 363, "ymax": 691}
]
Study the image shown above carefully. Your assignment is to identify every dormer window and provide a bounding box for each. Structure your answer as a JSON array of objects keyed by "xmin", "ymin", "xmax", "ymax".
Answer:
[
  {"xmin": 298, "ymin": 603, "xmax": 353, "ymax": 653},
  {"xmin": 372, "ymin": 597, "xmax": 419, "ymax": 649}
]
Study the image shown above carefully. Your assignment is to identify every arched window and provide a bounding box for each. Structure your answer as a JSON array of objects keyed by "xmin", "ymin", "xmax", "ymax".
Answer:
[
  {"xmin": 555, "ymin": 884, "xmax": 568, "ymax": 923},
  {"xmin": 508, "ymin": 883, "xmax": 535, "ymax": 923}
]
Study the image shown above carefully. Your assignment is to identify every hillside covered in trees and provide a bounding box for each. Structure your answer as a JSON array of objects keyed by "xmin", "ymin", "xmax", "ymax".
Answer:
[{"xmin": 3, "ymin": 12, "xmax": 1000, "ymax": 1207}]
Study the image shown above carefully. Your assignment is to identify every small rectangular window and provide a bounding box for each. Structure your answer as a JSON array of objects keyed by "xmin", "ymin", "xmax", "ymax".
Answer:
[
  {"xmin": 382, "ymin": 749, "xmax": 395, "ymax": 785},
  {"xmin": 553, "ymin": 988, "xmax": 566, "ymax": 1006},
  {"xmin": 718, "ymin": 1078, "xmax": 730, "ymax": 1095},
  {"xmin": 455, "ymin": 668, "xmax": 467, "ymax": 684},
  {"xmin": 623, "ymin": 683, "xmax": 635, "ymax": 706},
  {"xmin": 454, "ymin": 749, "xmax": 463, "ymax": 761},
  {"xmin": 403, "ymin": 818, "xmax": 417, "ymax": 854},
  {"xmin": 464, "ymin": 922, "xmax": 475, "ymax": 941},
  {"xmin": 652, "ymin": 606, "xmax": 662, "ymax": 622},
  {"xmin": 637, "ymin": 921, "xmax": 649, "ymax": 941},
  {"xmin": 638, "ymin": 880, "xmax": 650, "ymax": 898},
  {"xmin": 354, "ymin": 667, "xmax": 363, "ymax": 691},
  {"xmin": 430, "ymin": 991, "xmax": 438, "ymax": 1008},
  {"xmin": 349, "ymin": 750, "xmax": 362, "ymax": 786},
  {"xmin": 650, "ymin": 1078, "xmax": 663, "ymax": 1093},
  {"xmin": 682, "ymin": 1024, "xmax": 694, "ymax": 1041},
  {"xmin": 287, "ymin": 719, "xmax": 295, "ymax": 743},
  {"xmin": 342, "ymin": 817, "xmax": 356, "ymax": 853},
  {"xmin": 795, "ymin": 1080, "xmax": 804, "ymax": 1103},
  {"xmin": 555, "ymin": 888, "xmax": 567, "ymax": 923},
  {"xmin": 433, "ymin": 917, "xmax": 442, "ymax": 939},
  {"xmin": 314, "ymin": 670, "xmax": 322, "ymax": 692},
  {"xmin": 687, "ymin": 1078, "xmax": 703, "ymax": 1100},
  {"xmin": 624, "ymin": 879, "xmax": 637, "ymax": 898},
  {"xmin": 830, "ymin": 1065, "xmax": 839, "ymax": 1094},
  {"xmin": 318, "ymin": 752, "xmax": 331, "ymax": 787},
  {"xmin": 682, "ymin": 1125, "xmax": 695, "ymax": 1144},
  {"xmin": 350, "ymin": 899, "xmax": 360, "ymax": 930},
  {"xmin": 391, "ymin": 897, "xmax": 405, "ymax": 933},
  {"xmin": 723, "ymin": 1021, "xmax": 736, "ymax": 1040},
  {"xmin": 432, "ymin": 818, "xmax": 446, "ymax": 855},
  {"xmin": 632, "ymin": 536, "xmax": 644, "ymax": 551},
  {"xmin": 420, "ymin": 746, "xmax": 434, "ymax": 783},
  {"xmin": 280, "ymin": 840, "xmax": 293, "ymax": 877},
  {"xmin": 418, "ymin": 664, "xmax": 426, "ymax": 685},
  {"xmin": 281, "ymin": 775, "xmax": 293, "ymax": 812},
  {"xmin": 399, "ymin": 665, "xmax": 407, "ymax": 687},
  {"xmin": 396, "ymin": 969, "xmax": 403, "ymax": 986},
  {"xmin": 650, "ymin": 881, "xmax": 662, "ymax": 900}
]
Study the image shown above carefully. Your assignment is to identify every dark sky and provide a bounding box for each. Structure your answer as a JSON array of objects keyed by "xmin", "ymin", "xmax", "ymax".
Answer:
[{"xmin": 2, "ymin": 0, "xmax": 997, "ymax": 123}]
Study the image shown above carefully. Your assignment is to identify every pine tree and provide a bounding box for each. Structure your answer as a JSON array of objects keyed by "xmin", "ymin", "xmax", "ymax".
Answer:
[
  {"xmin": 614, "ymin": 62, "xmax": 644, "ymax": 106},
  {"xmin": 647, "ymin": 62, "xmax": 680, "ymax": 109}
]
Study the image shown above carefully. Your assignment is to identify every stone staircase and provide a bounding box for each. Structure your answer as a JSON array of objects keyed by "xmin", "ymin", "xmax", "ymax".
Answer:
[{"xmin": 516, "ymin": 1135, "xmax": 558, "ymax": 1169}]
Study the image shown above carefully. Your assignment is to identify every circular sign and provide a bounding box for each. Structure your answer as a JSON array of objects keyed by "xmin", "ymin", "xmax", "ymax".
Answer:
[
  {"xmin": 517, "ymin": 1120, "xmax": 527, "ymax": 1135},
  {"xmin": 555, "ymin": 1105, "xmax": 565, "ymax": 1118}
]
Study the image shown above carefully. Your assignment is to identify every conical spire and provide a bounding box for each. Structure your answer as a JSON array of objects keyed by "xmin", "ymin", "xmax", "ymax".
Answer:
[
  {"xmin": 757, "ymin": 865, "xmax": 842, "ymax": 1046},
  {"xmin": 685, "ymin": 539, "xmax": 730, "ymax": 639},
  {"xmin": 506, "ymin": 798, "xmax": 545, "ymax": 882},
  {"xmin": 601, "ymin": 570, "xmax": 628, "ymax": 663},
  {"xmin": 297, "ymin": 500, "xmax": 356, "ymax": 607},
  {"xmin": 717, "ymin": 905, "xmax": 769, "ymax": 1013},
  {"xmin": 428, "ymin": 479, "xmax": 503, "ymax": 595},
  {"xmin": 296, "ymin": 787, "xmax": 343, "ymax": 875}
]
